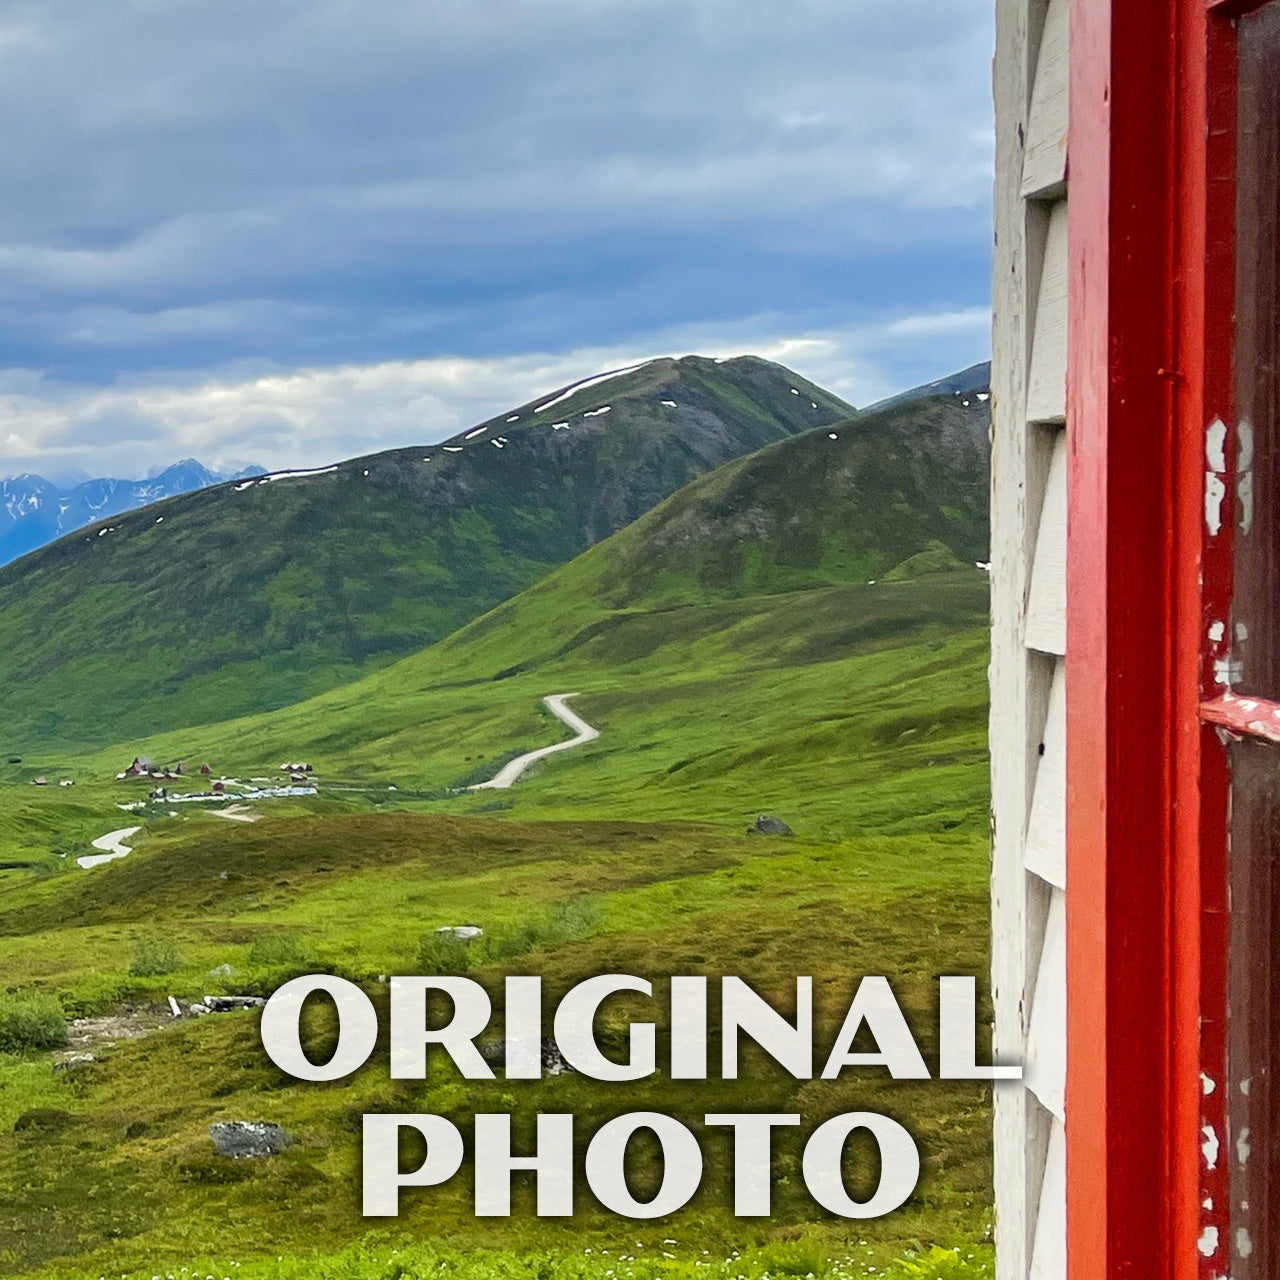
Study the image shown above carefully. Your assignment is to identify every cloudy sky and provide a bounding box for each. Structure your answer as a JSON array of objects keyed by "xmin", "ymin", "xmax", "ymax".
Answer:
[{"xmin": 0, "ymin": 0, "xmax": 993, "ymax": 481}]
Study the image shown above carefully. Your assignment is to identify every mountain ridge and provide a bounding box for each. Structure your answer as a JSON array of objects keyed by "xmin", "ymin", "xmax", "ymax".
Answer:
[
  {"xmin": 0, "ymin": 459, "xmax": 267, "ymax": 566},
  {"xmin": 0, "ymin": 354, "xmax": 853, "ymax": 750}
]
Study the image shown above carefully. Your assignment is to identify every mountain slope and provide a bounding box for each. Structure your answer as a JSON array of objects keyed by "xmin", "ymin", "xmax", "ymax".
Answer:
[
  {"xmin": 0, "ymin": 355, "xmax": 851, "ymax": 750},
  {"xmin": 863, "ymin": 360, "xmax": 991, "ymax": 413},
  {"xmin": 0, "ymin": 460, "xmax": 267, "ymax": 566},
  {"xmin": 90, "ymin": 388, "xmax": 991, "ymax": 821}
]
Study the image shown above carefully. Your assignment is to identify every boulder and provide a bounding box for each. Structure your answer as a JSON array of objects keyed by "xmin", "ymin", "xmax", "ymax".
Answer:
[
  {"xmin": 479, "ymin": 1037, "xmax": 574, "ymax": 1076},
  {"xmin": 52, "ymin": 1053, "xmax": 95, "ymax": 1073},
  {"xmin": 436, "ymin": 925, "xmax": 484, "ymax": 942},
  {"xmin": 209, "ymin": 1120, "xmax": 290, "ymax": 1159},
  {"xmin": 748, "ymin": 814, "xmax": 793, "ymax": 836},
  {"xmin": 202, "ymin": 995, "xmax": 266, "ymax": 1012}
]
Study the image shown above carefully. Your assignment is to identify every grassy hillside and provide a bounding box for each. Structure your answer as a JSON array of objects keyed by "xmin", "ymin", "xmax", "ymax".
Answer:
[
  {"xmin": 0, "ymin": 355, "xmax": 850, "ymax": 753},
  {"xmin": 55, "ymin": 391, "xmax": 988, "ymax": 798},
  {"xmin": 0, "ymin": 389, "xmax": 994, "ymax": 1279}
]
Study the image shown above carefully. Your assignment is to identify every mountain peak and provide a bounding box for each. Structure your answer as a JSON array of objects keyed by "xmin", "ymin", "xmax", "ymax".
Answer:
[{"xmin": 0, "ymin": 354, "xmax": 855, "ymax": 748}]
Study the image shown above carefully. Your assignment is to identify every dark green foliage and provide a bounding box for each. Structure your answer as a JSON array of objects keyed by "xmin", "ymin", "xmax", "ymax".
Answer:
[
  {"xmin": 247, "ymin": 932, "xmax": 313, "ymax": 968},
  {"xmin": 128, "ymin": 935, "xmax": 181, "ymax": 977},
  {"xmin": 415, "ymin": 931, "xmax": 480, "ymax": 975},
  {"xmin": 486, "ymin": 896, "xmax": 603, "ymax": 960},
  {"xmin": 0, "ymin": 993, "xmax": 66, "ymax": 1052}
]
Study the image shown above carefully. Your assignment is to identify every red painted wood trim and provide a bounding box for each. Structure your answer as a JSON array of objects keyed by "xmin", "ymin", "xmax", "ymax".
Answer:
[
  {"xmin": 1066, "ymin": 0, "xmax": 1179, "ymax": 1275},
  {"xmin": 1200, "ymin": 693, "xmax": 1280, "ymax": 741},
  {"xmin": 1207, "ymin": 0, "xmax": 1270, "ymax": 17},
  {"xmin": 1175, "ymin": 4, "xmax": 1238, "ymax": 1277}
]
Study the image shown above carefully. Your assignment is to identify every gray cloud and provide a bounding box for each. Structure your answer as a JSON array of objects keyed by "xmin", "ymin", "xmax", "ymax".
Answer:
[
  {"xmin": 0, "ymin": 306, "xmax": 989, "ymax": 478},
  {"xmin": 0, "ymin": 0, "xmax": 993, "ymax": 473}
]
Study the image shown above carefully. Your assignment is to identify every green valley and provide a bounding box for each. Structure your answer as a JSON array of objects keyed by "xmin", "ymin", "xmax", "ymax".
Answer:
[{"xmin": 0, "ymin": 377, "xmax": 995, "ymax": 1280}]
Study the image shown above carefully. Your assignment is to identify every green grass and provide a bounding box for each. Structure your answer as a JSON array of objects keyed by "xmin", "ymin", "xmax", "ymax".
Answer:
[
  {"xmin": 18, "ymin": 1237, "xmax": 994, "ymax": 1280},
  {"xmin": 0, "ymin": 390, "xmax": 993, "ymax": 1277}
]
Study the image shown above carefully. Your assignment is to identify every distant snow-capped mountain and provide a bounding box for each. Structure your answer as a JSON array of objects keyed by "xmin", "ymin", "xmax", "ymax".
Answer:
[{"xmin": 0, "ymin": 459, "xmax": 266, "ymax": 566}]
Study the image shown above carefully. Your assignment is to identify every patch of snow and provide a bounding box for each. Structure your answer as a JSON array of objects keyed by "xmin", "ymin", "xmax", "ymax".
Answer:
[
  {"xmin": 491, "ymin": 440, "xmax": 505, "ymax": 448},
  {"xmin": 234, "ymin": 481, "xmax": 256, "ymax": 491},
  {"xmin": 811, "ymin": 402, "xmax": 818, "ymax": 408},
  {"xmin": 507, "ymin": 414, "xmax": 519, "ymax": 422},
  {"xmin": 260, "ymin": 465, "xmax": 340, "ymax": 483},
  {"xmin": 790, "ymin": 388, "xmax": 799, "ymax": 395},
  {"xmin": 661, "ymin": 400, "xmax": 677, "ymax": 407},
  {"xmin": 828, "ymin": 433, "xmax": 839, "ymax": 440},
  {"xmin": 444, "ymin": 446, "xmax": 463, "ymax": 452},
  {"xmin": 551, "ymin": 422, "xmax": 570, "ymax": 430},
  {"xmin": 362, "ymin": 469, "xmax": 370, "ymax": 477},
  {"xmin": 532, "ymin": 361, "xmax": 648, "ymax": 414},
  {"xmin": 464, "ymin": 426, "xmax": 489, "ymax": 439},
  {"xmin": 155, "ymin": 516, "xmax": 164, "ymax": 523},
  {"xmin": 977, "ymin": 392, "xmax": 990, "ymax": 401},
  {"xmin": 583, "ymin": 405, "xmax": 611, "ymax": 418}
]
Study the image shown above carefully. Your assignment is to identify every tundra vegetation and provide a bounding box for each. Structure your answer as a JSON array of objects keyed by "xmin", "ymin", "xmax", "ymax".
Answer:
[{"xmin": 0, "ymin": 390, "xmax": 993, "ymax": 1279}]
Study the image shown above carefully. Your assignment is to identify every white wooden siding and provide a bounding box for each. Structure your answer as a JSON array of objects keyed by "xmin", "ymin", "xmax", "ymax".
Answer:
[
  {"xmin": 1026, "ymin": 202, "xmax": 1069, "ymax": 426},
  {"xmin": 1029, "ymin": 1119, "xmax": 1067, "ymax": 1280},
  {"xmin": 1024, "ymin": 887, "xmax": 1066, "ymax": 1119},
  {"xmin": 1025, "ymin": 434, "xmax": 1068, "ymax": 655},
  {"xmin": 992, "ymin": 0, "xmax": 1069, "ymax": 1276},
  {"xmin": 1024, "ymin": 659, "xmax": 1066, "ymax": 889},
  {"xmin": 1021, "ymin": 0, "xmax": 1069, "ymax": 200}
]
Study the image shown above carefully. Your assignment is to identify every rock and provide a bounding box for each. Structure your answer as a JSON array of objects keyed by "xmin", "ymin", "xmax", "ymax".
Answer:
[
  {"xmin": 436, "ymin": 925, "xmax": 484, "ymax": 942},
  {"xmin": 479, "ymin": 1037, "xmax": 574, "ymax": 1076},
  {"xmin": 748, "ymin": 814, "xmax": 793, "ymax": 836},
  {"xmin": 208, "ymin": 962, "xmax": 234, "ymax": 977},
  {"xmin": 202, "ymin": 995, "xmax": 266, "ymax": 1012},
  {"xmin": 53, "ymin": 1053, "xmax": 95, "ymax": 1073},
  {"xmin": 209, "ymin": 1120, "xmax": 290, "ymax": 1159},
  {"xmin": 188, "ymin": 1003, "xmax": 210, "ymax": 1016}
]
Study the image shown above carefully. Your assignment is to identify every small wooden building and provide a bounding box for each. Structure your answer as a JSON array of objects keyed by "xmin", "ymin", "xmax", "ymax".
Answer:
[{"xmin": 992, "ymin": 2, "xmax": 1280, "ymax": 1277}]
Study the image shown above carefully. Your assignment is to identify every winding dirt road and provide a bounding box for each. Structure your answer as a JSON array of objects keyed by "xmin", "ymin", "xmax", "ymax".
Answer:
[
  {"xmin": 467, "ymin": 693, "xmax": 599, "ymax": 790},
  {"xmin": 77, "ymin": 826, "xmax": 141, "ymax": 869}
]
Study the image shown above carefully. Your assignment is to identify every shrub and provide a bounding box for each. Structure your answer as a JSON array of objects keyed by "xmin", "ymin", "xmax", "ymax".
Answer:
[
  {"xmin": 416, "ymin": 931, "xmax": 481, "ymax": 976},
  {"xmin": 883, "ymin": 1245, "xmax": 995, "ymax": 1280},
  {"xmin": 752, "ymin": 1238, "xmax": 828, "ymax": 1275},
  {"xmin": 248, "ymin": 932, "xmax": 313, "ymax": 968},
  {"xmin": 0, "ymin": 993, "xmax": 67, "ymax": 1053},
  {"xmin": 488, "ymin": 897, "xmax": 602, "ymax": 961},
  {"xmin": 129, "ymin": 936, "xmax": 181, "ymax": 977}
]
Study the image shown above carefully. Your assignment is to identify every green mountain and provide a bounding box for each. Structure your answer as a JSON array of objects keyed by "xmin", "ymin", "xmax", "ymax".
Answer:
[
  {"xmin": 79, "ymin": 389, "xmax": 991, "ymax": 825},
  {"xmin": 0, "ymin": 356, "xmax": 851, "ymax": 752}
]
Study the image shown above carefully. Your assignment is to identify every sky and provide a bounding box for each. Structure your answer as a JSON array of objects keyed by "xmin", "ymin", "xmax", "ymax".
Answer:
[{"xmin": 0, "ymin": 0, "xmax": 994, "ymax": 482}]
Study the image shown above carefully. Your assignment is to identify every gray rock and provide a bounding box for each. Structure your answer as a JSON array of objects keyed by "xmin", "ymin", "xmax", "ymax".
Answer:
[
  {"xmin": 53, "ymin": 1053, "xmax": 95, "ymax": 1072},
  {"xmin": 209, "ymin": 1120, "xmax": 290, "ymax": 1159},
  {"xmin": 479, "ymin": 1037, "xmax": 574, "ymax": 1075},
  {"xmin": 202, "ymin": 995, "xmax": 266, "ymax": 1012},
  {"xmin": 748, "ymin": 813, "xmax": 793, "ymax": 836}
]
